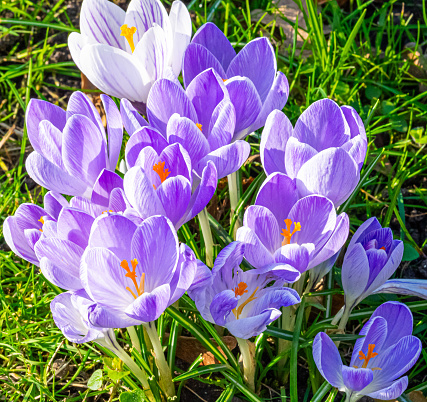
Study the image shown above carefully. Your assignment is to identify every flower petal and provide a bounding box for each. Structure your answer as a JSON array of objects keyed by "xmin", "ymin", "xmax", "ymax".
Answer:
[
  {"xmin": 210, "ymin": 289, "xmax": 238, "ymax": 326},
  {"xmin": 120, "ymin": 98, "xmax": 148, "ymax": 136},
  {"xmin": 207, "ymin": 100, "xmax": 235, "ymax": 151},
  {"xmin": 56, "ymin": 208, "xmax": 94, "ymax": 249},
  {"xmin": 43, "ymin": 191, "xmax": 68, "ymax": 220},
  {"xmin": 225, "ymin": 309, "xmax": 281, "ymax": 339},
  {"xmin": 101, "ymin": 94, "xmax": 123, "ymax": 169},
  {"xmin": 91, "ymin": 169, "xmax": 124, "ymax": 207},
  {"xmin": 341, "ymin": 366, "xmax": 373, "ymax": 392},
  {"xmin": 366, "ymin": 377, "xmax": 408, "ymax": 400},
  {"xmin": 285, "ymin": 137, "xmax": 318, "ymax": 179}
]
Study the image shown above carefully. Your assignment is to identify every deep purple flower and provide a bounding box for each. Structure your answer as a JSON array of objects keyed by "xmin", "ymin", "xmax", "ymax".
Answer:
[
  {"xmin": 120, "ymin": 143, "xmax": 217, "ymax": 228},
  {"xmin": 260, "ymin": 99, "xmax": 366, "ymax": 206},
  {"xmin": 80, "ymin": 214, "xmax": 197, "ymax": 327},
  {"xmin": 313, "ymin": 302, "xmax": 421, "ymax": 401},
  {"xmin": 122, "ymin": 68, "xmax": 250, "ymax": 179},
  {"xmin": 342, "ymin": 217, "xmax": 404, "ymax": 310},
  {"xmin": 188, "ymin": 242, "xmax": 300, "ymax": 339},
  {"xmin": 25, "ymin": 92, "xmax": 123, "ymax": 197},
  {"xmin": 68, "ymin": 0, "xmax": 192, "ymax": 105},
  {"xmin": 182, "ymin": 23, "xmax": 289, "ymax": 140},
  {"xmin": 236, "ymin": 173, "xmax": 349, "ymax": 278}
]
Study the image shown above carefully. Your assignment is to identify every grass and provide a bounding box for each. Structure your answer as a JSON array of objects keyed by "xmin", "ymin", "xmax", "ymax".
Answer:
[{"xmin": 1, "ymin": 0, "xmax": 427, "ymax": 400}]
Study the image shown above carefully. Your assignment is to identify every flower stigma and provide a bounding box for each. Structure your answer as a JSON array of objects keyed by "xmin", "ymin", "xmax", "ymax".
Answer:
[
  {"xmin": 38, "ymin": 216, "xmax": 44, "ymax": 232},
  {"xmin": 233, "ymin": 282, "xmax": 248, "ymax": 297},
  {"xmin": 232, "ymin": 285, "xmax": 259, "ymax": 319},
  {"xmin": 281, "ymin": 219, "xmax": 301, "ymax": 246},
  {"xmin": 196, "ymin": 123, "xmax": 203, "ymax": 132},
  {"xmin": 120, "ymin": 24, "xmax": 137, "ymax": 53},
  {"xmin": 356, "ymin": 344, "xmax": 381, "ymax": 371},
  {"xmin": 152, "ymin": 161, "xmax": 171, "ymax": 189},
  {"xmin": 120, "ymin": 258, "xmax": 145, "ymax": 299}
]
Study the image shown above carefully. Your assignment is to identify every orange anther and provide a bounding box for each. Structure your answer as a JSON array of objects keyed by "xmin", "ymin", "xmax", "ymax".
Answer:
[
  {"xmin": 153, "ymin": 161, "xmax": 171, "ymax": 184},
  {"xmin": 120, "ymin": 24, "xmax": 137, "ymax": 52},
  {"xmin": 281, "ymin": 219, "xmax": 301, "ymax": 246},
  {"xmin": 196, "ymin": 123, "xmax": 203, "ymax": 132},
  {"xmin": 233, "ymin": 282, "xmax": 248, "ymax": 297}
]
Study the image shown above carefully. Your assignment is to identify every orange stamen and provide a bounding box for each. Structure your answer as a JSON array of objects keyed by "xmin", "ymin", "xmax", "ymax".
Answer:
[
  {"xmin": 38, "ymin": 217, "xmax": 44, "ymax": 232},
  {"xmin": 380, "ymin": 246, "xmax": 385, "ymax": 250},
  {"xmin": 120, "ymin": 24, "xmax": 137, "ymax": 52},
  {"xmin": 281, "ymin": 219, "xmax": 301, "ymax": 246},
  {"xmin": 232, "ymin": 287, "xmax": 259, "ymax": 319},
  {"xmin": 121, "ymin": 258, "xmax": 145, "ymax": 299},
  {"xmin": 196, "ymin": 123, "xmax": 203, "ymax": 132},
  {"xmin": 359, "ymin": 344, "xmax": 379, "ymax": 368},
  {"xmin": 153, "ymin": 161, "xmax": 171, "ymax": 185},
  {"xmin": 222, "ymin": 79, "xmax": 227, "ymax": 82},
  {"xmin": 102, "ymin": 209, "xmax": 113, "ymax": 214},
  {"xmin": 233, "ymin": 282, "xmax": 248, "ymax": 297}
]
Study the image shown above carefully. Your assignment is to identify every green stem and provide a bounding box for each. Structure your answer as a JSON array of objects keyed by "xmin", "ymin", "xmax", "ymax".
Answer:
[
  {"xmin": 143, "ymin": 321, "xmax": 175, "ymax": 398},
  {"xmin": 198, "ymin": 208, "xmax": 214, "ymax": 267},
  {"xmin": 127, "ymin": 326, "xmax": 141, "ymax": 354},
  {"xmin": 290, "ymin": 297, "xmax": 306, "ymax": 402},
  {"xmin": 236, "ymin": 337, "xmax": 256, "ymax": 392},
  {"xmin": 335, "ymin": 305, "xmax": 352, "ymax": 347},
  {"xmin": 277, "ymin": 304, "xmax": 295, "ymax": 380},
  {"xmin": 228, "ymin": 170, "xmax": 242, "ymax": 237}
]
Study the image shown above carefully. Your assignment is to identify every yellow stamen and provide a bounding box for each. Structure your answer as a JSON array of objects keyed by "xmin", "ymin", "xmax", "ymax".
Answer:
[
  {"xmin": 120, "ymin": 24, "xmax": 137, "ymax": 53},
  {"xmin": 222, "ymin": 79, "xmax": 227, "ymax": 83},
  {"xmin": 359, "ymin": 344, "xmax": 379, "ymax": 369},
  {"xmin": 102, "ymin": 209, "xmax": 113, "ymax": 214},
  {"xmin": 196, "ymin": 123, "xmax": 203, "ymax": 132},
  {"xmin": 281, "ymin": 219, "xmax": 301, "ymax": 246},
  {"xmin": 232, "ymin": 287, "xmax": 259, "ymax": 319},
  {"xmin": 38, "ymin": 217, "xmax": 45, "ymax": 225},
  {"xmin": 121, "ymin": 258, "xmax": 145, "ymax": 299},
  {"xmin": 233, "ymin": 282, "xmax": 248, "ymax": 297},
  {"xmin": 153, "ymin": 161, "xmax": 171, "ymax": 187}
]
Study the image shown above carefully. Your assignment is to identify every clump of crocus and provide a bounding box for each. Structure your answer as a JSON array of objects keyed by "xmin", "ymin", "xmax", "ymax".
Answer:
[
  {"xmin": 188, "ymin": 241, "xmax": 300, "ymax": 391},
  {"xmin": 25, "ymin": 92, "xmax": 123, "ymax": 197},
  {"xmin": 236, "ymin": 173, "xmax": 349, "ymax": 278},
  {"xmin": 260, "ymin": 99, "xmax": 366, "ymax": 206},
  {"xmin": 122, "ymin": 68, "xmax": 250, "ymax": 179},
  {"xmin": 182, "ymin": 22, "xmax": 289, "ymax": 140},
  {"xmin": 313, "ymin": 302, "xmax": 421, "ymax": 402},
  {"xmin": 68, "ymin": 0, "xmax": 192, "ymax": 107}
]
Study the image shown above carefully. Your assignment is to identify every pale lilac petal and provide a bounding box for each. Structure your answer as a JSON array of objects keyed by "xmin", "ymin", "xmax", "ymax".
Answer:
[
  {"xmin": 101, "ymin": 94, "xmax": 123, "ymax": 169},
  {"xmin": 195, "ymin": 140, "xmax": 250, "ymax": 179},
  {"xmin": 255, "ymin": 172, "xmax": 298, "ymax": 228},
  {"xmin": 91, "ymin": 169, "xmax": 124, "ymax": 207},
  {"xmin": 40, "ymin": 256, "xmax": 84, "ymax": 291},
  {"xmin": 249, "ymin": 287, "xmax": 300, "ymax": 316},
  {"xmin": 285, "ymin": 137, "xmax": 318, "ymax": 179},
  {"xmin": 294, "ymin": 99, "xmax": 350, "ymax": 151},
  {"xmin": 341, "ymin": 366, "xmax": 373, "ymax": 392},
  {"xmin": 25, "ymin": 98, "xmax": 66, "ymax": 154},
  {"xmin": 26, "ymin": 152, "xmax": 89, "ymax": 197},
  {"xmin": 88, "ymin": 303, "xmax": 141, "ymax": 328},
  {"xmin": 343, "ymin": 136, "xmax": 367, "ymax": 170},
  {"xmin": 37, "ymin": 121, "xmax": 64, "ymax": 168},
  {"xmin": 341, "ymin": 105, "xmax": 367, "ymax": 141},
  {"xmin": 225, "ymin": 77, "xmax": 262, "ymax": 135},
  {"xmin": 260, "ymin": 110, "xmax": 292, "ymax": 175},
  {"xmin": 160, "ymin": 142, "xmax": 192, "ymax": 182},
  {"xmin": 68, "ymin": 32, "xmax": 91, "ymax": 71},
  {"xmin": 367, "ymin": 377, "xmax": 408, "ymax": 400},
  {"xmin": 80, "ymin": 0, "xmax": 126, "ymax": 49},
  {"xmin": 56, "ymin": 208, "xmax": 94, "ymax": 249},
  {"xmin": 191, "ymin": 22, "xmax": 236, "ymax": 71},
  {"xmin": 274, "ymin": 244, "xmax": 310, "ymax": 273},
  {"xmin": 62, "ymin": 114, "xmax": 107, "ymax": 187},
  {"xmin": 225, "ymin": 309, "xmax": 281, "ymax": 339},
  {"xmin": 69, "ymin": 196, "xmax": 104, "ymax": 217},
  {"xmin": 186, "ymin": 68, "xmax": 227, "ymax": 134},
  {"xmin": 182, "ymin": 44, "xmax": 226, "ymax": 88},
  {"xmin": 147, "ymin": 78, "xmax": 197, "ymax": 135},
  {"xmin": 120, "ymin": 98, "xmax": 148, "ymax": 136},
  {"xmin": 226, "ymin": 37, "xmax": 276, "ymax": 103},
  {"xmin": 43, "ymin": 192, "xmax": 68, "ymax": 220},
  {"xmin": 207, "ymin": 100, "xmax": 235, "ymax": 151},
  {"xmin": 312, "ymin": 332, "xmax": 344, "ymax": 388},
  {"xmin": 210, "ymin": 290, "xmax": 238, "ymax": 326},
  {"xmin": 349, "ymin": 217, "xmax": 382, "ymax": 250},
  {"xmin": 372, "ymin": 279, "xmax": 427, "ymax": 301},
  {"xmin": 296, "ymin": 148, "xmax": 360, "ymax": 207},
  {"xmin": 236, "ymin": 226, "xmax": 275, "ymax": 269}
]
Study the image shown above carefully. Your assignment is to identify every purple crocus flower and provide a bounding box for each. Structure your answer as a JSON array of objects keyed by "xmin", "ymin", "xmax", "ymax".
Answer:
[
  {"xmin": 182, "ymin": 23, "xmax": 289, "ymax": 141},
  {"xmin": 122, "ymin": 68, "xmax": 250, "ymax": 179},
  {"xmin": 25, "ymin": 92, "xmax": 123, "ymax": 198},
  {"xmin": 188, "ymin": 241, "xmax": 301, "ymax": 339},
  {"xmin": 260, "ymin": 99, "xmax": 367, "ymax": 206},
  {"xmin": 80, "ymin": 214, "xmax": 197, "ymax": 328},
  {"xmin": 313, "ymin": 302, "xmax": 421, "ymax": 402},
  {"xmin": 120, "ymin": 143, "xmax": 217, "ymax": 229},
  {"xmin": 236, "ymin": 173, "xmax": 349, "ymax": 278},
  {"xmin": 68, "ymin": 0, "xmax": 192, "ymax": 106},
  {"xmin": 342, "ymin": 217, "xmax": 404, "ymax": 310}
]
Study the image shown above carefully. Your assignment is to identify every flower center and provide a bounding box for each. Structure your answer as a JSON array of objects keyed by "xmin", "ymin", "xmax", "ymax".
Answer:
[
  {"xmin": 38, "ymin": 216, "xmax": 44, "ymax": 232},
  {"xmin": 102, "ymin": 209, "xmax": 113, "ymax": 214},
  {"xmin": 120, "ymin": 258, "xmax": 145, "ymax": 299},
  {"xmin": 232, "ymin": 284, "xmax": 259, "ymax": 319},
  {"xmin": 281, "ymin": 219, "xmax": 301, "ymax": 246},
  {"xmin": 196, "ymin": 123, "xmax": 202, "ymax": 132},
  {"xmin": 380, "ymin": 246, "xmax": 385, "ymax": 250},
  {"xmin": 120, "ymin": 24, "xmax": 137, "ymax": 53},
  {"xmin": 152, "ymin": 161, "xmax": 171, "ymax": 189},
  {"xmin": 357, "ymin": 344, "xmax": 381, "ymax": 371}
]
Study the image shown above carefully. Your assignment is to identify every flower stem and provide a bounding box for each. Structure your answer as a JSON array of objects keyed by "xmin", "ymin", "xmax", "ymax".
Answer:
[
  {"xmin": 127, "ymin": 326, "xmax": 141, "ymax": 354},
  {"xmin": 236, "ymin": 337, "xmax": 256, "ymax": 392},
  {"xmin": 198, "ymin": 207, "xmax": 214, "ymax": 268},
  {"xmin": 143, "ymin": 321, "xmax": 175, "ymax": 399},
  {"xmin": 228, "ymin": 170, "xmax": 242, "ymax": 237},
  {"xmin": 335, "ymin": 305, "xmax": 352, "ymax": 347}
]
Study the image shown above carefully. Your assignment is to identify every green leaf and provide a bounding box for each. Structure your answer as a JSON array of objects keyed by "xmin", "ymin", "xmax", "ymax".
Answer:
[
  {"xmin": 410, "ymin": 127, "xmax": 427, "ymax": 144},
  {"xmin": 391, "ymin": 118, "xmax": 408, "ymax": 132},
  {"xmin": 119, "ymin": 389, "xmax": 146, "ymax": 402},
  {"xmin": 173, "ymin": 364, "xmax": 230, "ymax": 382},
  {"xmin": 216, "ymin": 384, "xmax": 235, "ymax": 402},
  {"xmin": 365, "ymin": 85, "xmax": 382, "ymax": 100},
  {"xmin": 105, "ymin": 367, "xmax": 130, "ymax": 383},
  {"xmin": 381, "ymin": 100, "xmax": 395, "ymax": 115},
  {"xmin": 87, "ymin": 369, "xmax": 103, "ymax": 390},
  {"xmin": 402, "ymin": 242, "xmax": 419, "ymax": 262}
]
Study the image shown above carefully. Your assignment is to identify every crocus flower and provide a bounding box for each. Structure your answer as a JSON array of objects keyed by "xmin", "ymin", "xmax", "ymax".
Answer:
[
  {"xmin": 80, "ymin": 214, "xmax": 197, "ymax": 328},
  {"xmin": 182, "ymin": 23, "xmax": 289, "ymax": 141},
  {"xmin": 341, "ymin": 217, "xmax": 404, "ymax": 311},
  {"xmin": 236, "ymin": 173, "xmax": 349, "ymax": 278},
  {"xmin": 119, "ymin": 143, "xmax": 217, "ymax": 228},
  {"xmin": 25, "ymin": 92, "xmax": 123, "ymax": 198},
  {"xmin": 188, "ymin": 241, "xmax": 301, "ymax": 339},
  {"xmin": 68, "ymin": 0, "xmax": 192, "ymax": 107},
  {"xmin": 260, "ymin": 99, "xmax": 367, "ymax": 206},
  {"xmin": 313, "ymin": 301, "xmax": 421, "ymax": 402},
  {"xmin": 122, "ymin": 68, "xmax": 250, "ymax": 179}
]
